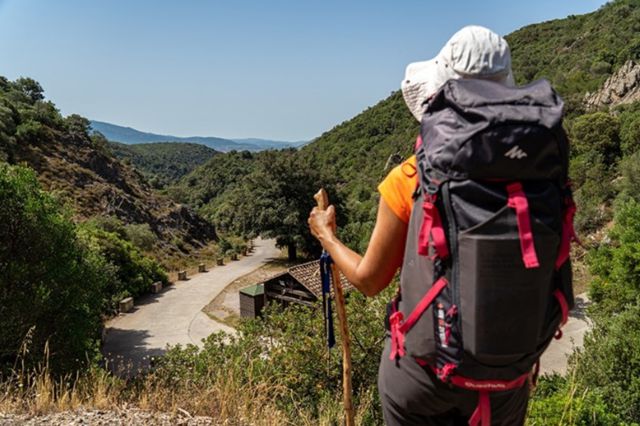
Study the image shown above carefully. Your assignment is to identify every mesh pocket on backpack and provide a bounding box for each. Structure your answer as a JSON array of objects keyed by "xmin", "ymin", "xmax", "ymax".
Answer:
[{"xmin": 458, "ymin": 206, "xmax": 559, "ymax": 366}]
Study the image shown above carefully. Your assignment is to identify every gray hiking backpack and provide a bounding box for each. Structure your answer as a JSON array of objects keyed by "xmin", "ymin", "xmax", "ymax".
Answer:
[{"xmin": 387, "ymin": 78, "xmax": 576, "ymax": 425}]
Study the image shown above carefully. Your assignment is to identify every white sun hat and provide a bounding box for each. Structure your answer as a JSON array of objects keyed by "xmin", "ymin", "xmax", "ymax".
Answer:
[{"xmin": 401, "ymin": 25, "xmax": 515, "ymax": 122}]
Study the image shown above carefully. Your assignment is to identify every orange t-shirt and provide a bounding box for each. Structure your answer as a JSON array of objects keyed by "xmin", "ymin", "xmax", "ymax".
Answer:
[{"xmin": 378, "ymin": 155, "xmax": 418, "ymax": 223}]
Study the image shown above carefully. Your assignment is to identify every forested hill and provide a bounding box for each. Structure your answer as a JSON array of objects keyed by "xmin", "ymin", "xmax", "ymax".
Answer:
[
  {"xmin": 173, "ymin": 0, "xmax": 640, "ymax": 255},
  {"xmin": 162, "ymin": 3, "xmax": 640, "ymax": 420},
  {"xmin": 0, "ymin": 77, "xmax": 216, "ymax": 259},
  {"xmin": 91, "ymin": 120, "xmax": 306, "ymax": 152},
  {"xmin": 109, "ymin": 141, "xmax": 219, "ymax": 188},
  {"xmin": 506, "ymin": 0, "xmax": 640, "ymax": 113}
]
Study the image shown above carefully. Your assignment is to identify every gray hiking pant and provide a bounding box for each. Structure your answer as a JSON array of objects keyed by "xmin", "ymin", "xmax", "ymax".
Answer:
[{"xmin": 378, "ymin": 338, "xmax": 529, "ymax": 426}]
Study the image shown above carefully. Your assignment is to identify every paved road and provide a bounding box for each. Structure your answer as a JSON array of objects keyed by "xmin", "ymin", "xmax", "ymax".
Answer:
[
  {"xmin": 102, "ymin": 238, "xmax": 280, "ymax": 376},
  {"xmin": 540, "ymin": 293, "xmax": 591, "ymax": 376}
]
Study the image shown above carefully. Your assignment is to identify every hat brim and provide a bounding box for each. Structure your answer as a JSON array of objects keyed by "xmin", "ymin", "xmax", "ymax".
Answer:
[
  {"xmin": 401, "ymin": 56, "xmax": 515, "ymax": 122},
  {"xmin": 401, "ymin": 56, "xmax": 457, "ymax": 122}
]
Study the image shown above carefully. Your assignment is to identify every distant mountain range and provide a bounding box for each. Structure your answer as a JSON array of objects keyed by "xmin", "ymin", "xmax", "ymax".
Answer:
[{"xmin": 90, "ymin": 120, "xmax": 307, "ymax": 152}]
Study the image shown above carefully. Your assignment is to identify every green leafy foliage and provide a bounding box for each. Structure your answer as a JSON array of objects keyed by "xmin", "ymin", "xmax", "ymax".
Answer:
[
  {"xmin": 108, "ymin": 142, "xmax": 219, "ymax": 188},
  {"xmin": 151, "ymin": 287, "xmax": 393, "ymax": 423},
  {"xmin": 123, "ymin": 223, "xmax": 157, "ymax": 251},
  {"xmin": 79, "ymin": 220, "xmax": 168, "ymax": 313},
  {"xmin": 172, "ymin": 149, "xmax": 342, "ymax": 259},
  {"xmin": 171, "ymin": 92, "xmax": 414, "ymax": 253},
  {"xmin": 527, "ymin": 374, "xmax": 626, "ymax": 425},
  {"xmin": 571, "ymin": 304, "xmax": 640, "ymax": 423},
  {"xmin": 570, "ymin": 112, "xmax": 621, "ymax": 165},
  {"xmin": 507, "ymin": 0, "xmax": 640, "ymax": 114},
  {"xmin": 588, "ymin": 199, "xmax": 640, "ymax": 314},
  {"xmin": 528, "ymin": 198, "xmax": 640, "ymax": 424},
  {"xmin": 0, "ymin": 164, "xmax": 107, "ymax": 373},
  {"xmin": 168, "ymin": 149, "xmax": 259, "ymax": 206},
  {"xmin": 617, "ymin": 102, "xmax": 640, "ymax": 156},
  {"xmin": 0, "ymin": 75, "xmax": 217, "ymax": 264},
  {"xmin": 617, "ymin": 151, "xmax": 640, "ymax": 204}
]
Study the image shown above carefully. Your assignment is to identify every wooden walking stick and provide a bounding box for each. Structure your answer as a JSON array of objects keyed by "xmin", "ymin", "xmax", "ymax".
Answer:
[{"xmin": 314, "ymin": 188, "xmax": 354, "ymax": 426}]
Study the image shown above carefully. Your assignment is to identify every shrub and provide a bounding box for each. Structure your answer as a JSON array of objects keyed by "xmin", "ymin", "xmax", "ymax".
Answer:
[
  {"xmin": 618, "ymin": 102, "xmax": 640, "ymax": 156},
  {"xmin": 124, "ymin": 223, "xmax": 157, "ymax": 251},
  {"xmin": 571, "ymin": 156, "xmax": 615, "ymax": 232},
  {"xmin": 570, "ymin": 305, "xmax": 640, "ymax": 423},
  {"xmin": 78, "ymin": 224, "xmax": 167, "ymax": 313},
  {"xmin": 564, "ymin": 198, "xmax": 640, "ymax": 424},
  {"xmin": 527, "ymin": 374, "xmax": 625, "ymax": 425},
  {"xmin": 15, "ymin": 120, "xmax": 47, "ymax": 144},
  {"xmin": 569, "ymin": 112, "xmax": 620, "ymax": 167},
  {"xmin": 588, "ymin": 199, "xmax": 640, "ymax": 313},
  {"xmin": 150, "ymin": 286, "xmax": 393, "ymax": 423},
  {"xmin": 0, "ymin": 164, "xmax": 107, "ymax": 373},
  {"xmin": 617, "ymin": 151, "xmax": 640, "ymax": 204},
  {"xmin": 218, "ymin": 237, "xmax": 232, "ymax": 254}
]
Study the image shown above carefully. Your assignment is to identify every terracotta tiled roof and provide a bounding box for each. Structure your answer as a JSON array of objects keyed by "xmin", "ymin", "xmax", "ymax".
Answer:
[{"xmin": 287, "ymin": 260, "xmax": 353, "ymax": 298}]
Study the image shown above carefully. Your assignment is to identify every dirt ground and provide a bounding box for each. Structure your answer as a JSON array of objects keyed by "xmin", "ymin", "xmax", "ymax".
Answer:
[{"xmin": 201, "ymin": 254, "xmax": 298, "ymax": 327}]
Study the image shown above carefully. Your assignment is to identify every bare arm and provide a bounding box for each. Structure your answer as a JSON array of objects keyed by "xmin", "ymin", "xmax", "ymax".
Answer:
[{"xmin": 308, "ymin": 197, "xmax": 407, "ymax": 297}]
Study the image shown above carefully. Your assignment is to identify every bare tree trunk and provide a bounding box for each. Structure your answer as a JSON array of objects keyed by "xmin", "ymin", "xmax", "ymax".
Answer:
[{"xmin": 287, "ymin": 243, "xmax": 297, "ymax": 261}]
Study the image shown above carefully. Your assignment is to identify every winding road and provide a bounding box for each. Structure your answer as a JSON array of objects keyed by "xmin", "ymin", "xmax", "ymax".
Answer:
[
  {"xmin": 102, "ymin": 238, "xmax": 280, "ymax": 376},
  {"xmin": 102, "ymin": 235, "xmax": 588, "ymax": 377}
]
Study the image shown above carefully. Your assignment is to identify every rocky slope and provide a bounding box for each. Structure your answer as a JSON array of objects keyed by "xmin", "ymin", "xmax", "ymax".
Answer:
[
  {"xmin": 11, "ymin": 137, "xmax": 216, "ymax": 254},
  {"xmin": 584, "ymin": 60, "xmax": 640, "ymax": 109},
  {"xmin": 0, "ymin": 76, "xmax": 216, "ymax": 260}
]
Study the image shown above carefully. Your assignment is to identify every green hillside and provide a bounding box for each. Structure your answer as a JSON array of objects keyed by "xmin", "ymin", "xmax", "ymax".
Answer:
[
  {"xmin": 174, "ymin": 0, "xmax": 640, "ymax": 254},
  {"xmin": 506, "ymin": 0, "xmax": 640, "ymax": 113},
  {"xmin": 4, "ymin": 1, "xmax": 640, "ymax": 423},
  {"xmin": 109, "ymin": 141, "xmax": 219, "ymax": 188},
  {"xmin": 0, "ymin": 76, "xmax": 217, "ymax": 265},
  {"xmin": 166, "ymin": 4, "xmax": 640, "ymax": 419}
]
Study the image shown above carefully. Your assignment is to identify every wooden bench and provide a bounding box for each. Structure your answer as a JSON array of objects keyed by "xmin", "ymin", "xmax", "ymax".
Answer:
[{"xmin": 151, "ymin": 281, "xmax": 163, "ymax": 294}]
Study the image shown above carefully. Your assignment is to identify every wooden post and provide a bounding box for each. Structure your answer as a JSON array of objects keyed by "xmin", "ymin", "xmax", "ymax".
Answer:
[
  {"xmin": 178, "ymin": 270, "xmax": 187, "ymax": 281},
  {"xmin": 198, "ymin": 263, "xmax": 206, "ymax": 273},
  {"xmin": 216, "ymin": 257, "xmax": 224, "ymax": 266},
  {"xmin": 314, "ymin": 188, "xmax": 354, "ymax": 426},
  {"xmin": 151, "ymin": 281, "xmax": 163, "ymax": 294}
]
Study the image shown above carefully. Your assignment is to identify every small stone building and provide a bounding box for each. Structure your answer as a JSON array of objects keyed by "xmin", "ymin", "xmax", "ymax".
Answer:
[{"xmin": 239, "ymin": 260, "xmax": 352, "ymax": 318}]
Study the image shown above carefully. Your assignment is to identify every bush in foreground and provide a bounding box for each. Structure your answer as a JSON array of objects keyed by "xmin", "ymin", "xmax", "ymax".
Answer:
[{"xmin": 0, "ymin": 164, "xmax": 107, "ymax": 373}]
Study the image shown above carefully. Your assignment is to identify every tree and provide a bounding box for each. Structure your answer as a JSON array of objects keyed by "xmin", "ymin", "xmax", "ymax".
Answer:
[
  {"xmin": 0, "ymin": 99, "xmax": 18, "ymax": 160},
  {"xmin": 0, "ymin": 164, "xmax": 108, "ymax": 373},
  {"xmin": 216, "ymin": 149, "xmax": 342, "ymax": 260},
  {"xmin": 618, "ymin": 105, "xmax": 640, "ymax": 156},
  {"xmin": 12, "ymin": 77, "xmax": 44, "ymax": 104},
  {"xmin": 65, "ymin": 113, "xmax": 91, "ymax": 144},
  {"xmin": 570, "ymin": 112, "xmax": 620, "ymax": 168}
]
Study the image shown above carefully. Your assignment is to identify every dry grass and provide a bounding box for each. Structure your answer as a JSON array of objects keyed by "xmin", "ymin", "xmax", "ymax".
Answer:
[
  {"xmin": 0, "ymin": 364, "xmax": 377, "ymax": 425},
  {"xmin": 0, "ymin": 368, "xmax": 284, "ymax": 424},
  {"xmin": 0, "ymin": 330, "xmax": 373, "ymax": 424},
  {"xmin": 163, "ymin": 242, "xmax": 222, "ymax": 282}
]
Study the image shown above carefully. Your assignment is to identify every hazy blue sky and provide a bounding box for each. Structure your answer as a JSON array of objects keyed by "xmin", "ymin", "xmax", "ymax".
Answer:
[{"xmin": 0, "ymin": 0, "xmax": 608, "ymax": 141}]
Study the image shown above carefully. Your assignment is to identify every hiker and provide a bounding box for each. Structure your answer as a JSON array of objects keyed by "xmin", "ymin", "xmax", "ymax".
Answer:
[{"xmin": 308, "ymin": 25, "xmax": 574, "ymax": 425}]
